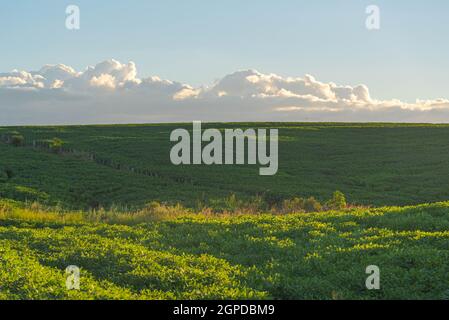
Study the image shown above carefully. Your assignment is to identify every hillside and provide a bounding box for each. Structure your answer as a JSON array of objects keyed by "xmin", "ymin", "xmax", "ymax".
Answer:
[
  {"xmin": 1, "ymin": 200, "xmax": 448, "ymax": 300},
  {"xmin": 1, "ymin": 123, "xmax": 449, "ymax": 300},
  {"xmin": 2, "ymin": 123, "xmax": 449, "ymax": 209}
]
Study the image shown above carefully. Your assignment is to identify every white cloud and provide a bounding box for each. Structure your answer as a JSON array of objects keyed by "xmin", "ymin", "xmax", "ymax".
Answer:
[
  {"xmin": 173, "ymin": 86, "xmax": 201, "ymax": 101},
  {"xmin": 1, "ymin": 59, "xmax": 449, "ymax": 125},
  {"xmin": 0, "ymin": 70, "xmax": 45, "ymax": 89},
  {"xmin": 89, "ymin": 74, "xmax": 117, "ymax": 89}
]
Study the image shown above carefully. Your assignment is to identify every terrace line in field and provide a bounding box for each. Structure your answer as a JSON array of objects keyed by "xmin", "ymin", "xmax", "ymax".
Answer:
[{"xmin": 170, "ymin": 121, "xmax": 278, "ymax": 176}]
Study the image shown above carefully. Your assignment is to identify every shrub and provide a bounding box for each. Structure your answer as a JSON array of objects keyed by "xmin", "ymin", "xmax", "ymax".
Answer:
[
  {"xmin": 244, "ymin": 195, "xmax": 266, "ymax": 214},
  {"xmin": 209, "ymin": 193, "xmax": 242, "ymax": 213},
  {"xmin": 49, "ymin": 138, "xmax": 64, "ymax": 154},
  {"xmin": 280, "ymin": 197, "xmax": 306, "ymax": 214},
  {"xmin": 304, "ymin": 197, "xmax": 322, "ymax": 213},
  {"xmin": 278, "ymin": 196, "xmax": 324, "ymax": 214},
  {"xmin": 224, "ymin": 193, "xmax": 240, "ymax": 211},
  {"xmin": 263, "ymin": 192, "xmax": 284, "ymax": 207},
  {"xmin": 326, "ymin": 191, "xmax": 347, "ymax": 210},
  {"xmin": 10, "ymin": 135, "xmax": 25, "ymax": 147}
]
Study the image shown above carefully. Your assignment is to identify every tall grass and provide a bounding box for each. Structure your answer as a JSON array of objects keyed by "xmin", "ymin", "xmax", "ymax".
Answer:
[
  {"xmin": 0, "ymin": 191, "xmax": 352, "ymax": 225},
  {"xmin": 0, "ymin": 201, "xmax": 84, "ymax": 223}
]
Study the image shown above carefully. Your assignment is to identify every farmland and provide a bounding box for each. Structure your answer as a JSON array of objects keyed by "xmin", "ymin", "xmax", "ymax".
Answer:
[
  {"xmin": 1, "ymin": 200, "xmax": 449, "ymax": 300},
  {"xmin": 1, "ymin": 123, "xmax": 449, "ymax": 300},
  {"xmin": 2, "ymin": 123, "xmax": 449, "ymax": 209}
]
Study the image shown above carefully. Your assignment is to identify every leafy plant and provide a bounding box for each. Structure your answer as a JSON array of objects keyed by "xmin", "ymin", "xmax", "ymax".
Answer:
[
  {"xmin": 49, "ymin": 138, "xmax": 64, "ymax": 154},
  {"xmin": 326, "ymin": 191, "xmax": 347, "ymax": 210},
  {"xmin": 304, "ymin": 196, "xmax": 322, "ymax": 212},
  {"xmin": 10, "ymin": 135, "xmax": 25, "ymax": 147},
  {"xmin": 1, "ymin": 199, "xmax": 449, "ymax": 300}
]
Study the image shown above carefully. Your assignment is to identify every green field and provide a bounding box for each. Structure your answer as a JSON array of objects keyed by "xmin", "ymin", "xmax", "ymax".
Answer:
[
  {"xmin": 2, "ymin": 123, "xmax": 449, "ymax": 209},
  {"xmin": 1, "ymin": 123, "xmax": 449, "ymax": 300},
  {"xmin": 1, "ymin": 200, "xmax": 449, "ymax": 300}
]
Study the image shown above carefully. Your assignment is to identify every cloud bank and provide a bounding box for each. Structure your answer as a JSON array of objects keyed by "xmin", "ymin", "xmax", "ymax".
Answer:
[{"xmin": 1, "ymin": 59, "xmax": 449, "ymax": 125}]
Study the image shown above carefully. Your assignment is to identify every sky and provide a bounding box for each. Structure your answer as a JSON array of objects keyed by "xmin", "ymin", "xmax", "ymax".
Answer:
[{"xmin": 1, "ymin": 1, "xmax": 449, "ymax": 124}]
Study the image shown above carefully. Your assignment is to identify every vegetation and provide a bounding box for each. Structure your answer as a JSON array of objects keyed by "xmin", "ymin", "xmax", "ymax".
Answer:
[
  {"xmin": 0, "ymin": 199, "xmax": 448, "ymax": 300},
  {"xmin": 327, "ymin": 191, "xmax": 347, "ymax": 211},
  {"xmin": 10, "ymin": 135, "xmax": 25, "ymax": 147},
  {"xmin": 2, "ymin": 123, "xmax": 449, "ymax": 210},
  {"xmin": 0, "ymin": 123, "xmax": 449, "ymax": 300},
  {"xmin": 49, "ymin": 138, "xmax": 65, "ymax": 154}
]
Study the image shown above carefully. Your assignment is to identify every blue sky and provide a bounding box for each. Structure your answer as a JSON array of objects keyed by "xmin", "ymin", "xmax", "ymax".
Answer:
[{"xmin": 0, "ymin": 1, "xmax": 448, "ymax": 102}]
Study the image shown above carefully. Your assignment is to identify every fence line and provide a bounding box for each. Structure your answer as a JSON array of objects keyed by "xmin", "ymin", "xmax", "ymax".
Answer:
[{"xmin": 0, "ymin": 134, "xmax": 195, "ymax": 186}]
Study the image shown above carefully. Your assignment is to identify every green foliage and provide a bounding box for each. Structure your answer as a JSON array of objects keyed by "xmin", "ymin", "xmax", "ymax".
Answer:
[
  {"xmin": 280, "ymin": 196, "xmax": 327, "ymax": 214},
  {"xmin": 49, "ymin": 138, "xmax": 64, "ymax": 154},
  {"xmin": 10, "ymin": 135, "xmax": 25, "ymax": 147},
  {"xmin": 326, "ymin": 191, "xmax": 347, "ymax": 210},
  {"xmin": 2, "ymin": 123, "xmax": 449, "ymax": 209},
  {"xmin": 3, "ymin": 122, "xmax": 449, "ymax": 210},
  {"xmin": 1, "ymin": 200, "xmax": 449, "ymax": 299},
  {"xmin": 0, "ymin": 123, "xmax": 448, "ymax": 300},
  {"xmin": 304, "ymin": 196, "xmax": 322, "ymax": 212},
  {"xmin": 280, "ymin": 197, "xmax": 305, "ymax": 213},
  {"xmin": 279, "ymin": 192, "xmax": 349, "ymax": 214}
]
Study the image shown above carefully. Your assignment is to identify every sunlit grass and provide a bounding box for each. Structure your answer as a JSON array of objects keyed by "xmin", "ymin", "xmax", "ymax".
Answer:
[{"xmin": 1, "ymin": 199, "xmax": 448, "ymax": 300}]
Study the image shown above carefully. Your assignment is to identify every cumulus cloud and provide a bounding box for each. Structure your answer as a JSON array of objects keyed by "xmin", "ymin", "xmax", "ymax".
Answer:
[{"xmin": 1, "ymin": 59, "xmax": 449, "ymax": 125}]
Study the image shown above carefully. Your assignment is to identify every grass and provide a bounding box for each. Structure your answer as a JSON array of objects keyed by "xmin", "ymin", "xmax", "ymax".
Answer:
[
  {"xmin": 2, "ymin": 123, "xmax": 449, "ymax": 209},
  {"xmin": 0, "ymin": 200, "xmax": 449, "ymax": 300},
  {"xmin": 1, "ymin": 123, "xmax": 449, "ymax": 300}
]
